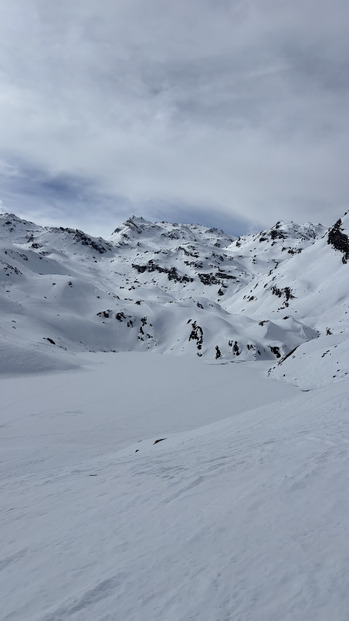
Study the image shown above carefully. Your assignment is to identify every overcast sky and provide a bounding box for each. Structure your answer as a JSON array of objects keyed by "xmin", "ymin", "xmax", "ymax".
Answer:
[{"xmin": 0, "ymin": 0, "xmax": 348, "ymax": 237}]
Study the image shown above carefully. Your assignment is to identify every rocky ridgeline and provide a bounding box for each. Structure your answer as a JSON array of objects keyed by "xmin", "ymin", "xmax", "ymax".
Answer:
[{"xmin": 0, "ymin": 211, "xmax": 348, "ymax": 369}]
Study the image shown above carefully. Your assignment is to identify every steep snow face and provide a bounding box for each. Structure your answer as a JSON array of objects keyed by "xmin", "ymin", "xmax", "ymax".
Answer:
[
  {"xmin": 0, "ymin": 212, "xmax": 348, "ymax": 382},
  {"xmin": 226, "ymin": 215, "xmax": 349, "ymax": 334}
]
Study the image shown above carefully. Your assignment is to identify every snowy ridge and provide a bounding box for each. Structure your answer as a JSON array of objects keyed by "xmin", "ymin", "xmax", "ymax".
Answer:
[{"xmin": 1, "ymin": 211, "xmax": 348, "ymax": 384}]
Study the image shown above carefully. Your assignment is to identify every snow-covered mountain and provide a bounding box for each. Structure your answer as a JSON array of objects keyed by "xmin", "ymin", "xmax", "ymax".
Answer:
[
  {"xmin": 1, "ymin": 211, "xmax": 348, "ymax": 621},
  {"xmin": 0, "ymin": 211, "xmax": 348, "ymax": 383}
]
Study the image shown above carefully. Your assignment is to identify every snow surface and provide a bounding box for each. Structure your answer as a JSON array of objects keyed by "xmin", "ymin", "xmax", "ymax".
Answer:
[
  {"xmin": 1, "ymin": 211, "xmax": 348, "ymax": 620},
  {"xmin": 1, "ymin": 353, "xmax": 348, "ymax": 621}
]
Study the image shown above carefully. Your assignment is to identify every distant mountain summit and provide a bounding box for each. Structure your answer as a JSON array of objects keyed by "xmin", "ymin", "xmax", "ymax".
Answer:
[
  {"xmin": 0, "ymin": 211, "xmax": 348, "ymax": 384},
  {"xmin": 111, "ymin": 215, "xmax": 235, "ymax": 248}
]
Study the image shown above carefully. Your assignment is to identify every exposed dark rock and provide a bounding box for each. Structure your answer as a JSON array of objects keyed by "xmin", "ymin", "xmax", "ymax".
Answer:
[
  {"xmin": 277, "ymin": 345, "xmax": 299, "ymax": 364},
  {"xmin": 270, "ymin": 228, "xmax": 287, "ymax": 240},
  {"xmin": 269, "ymin": 346, "xmax": 281, "ymax": 358},
  {"xmin": 271, "ymin": 285, "xmax": 295, "ymax": 301},
  {"xmin": 54, "ymin": 227, "xmax": 113, "ymax": 254},
  {"xmin": 189, "ymin": 321, "xmax": 204, "ymax": 351},
  {"xmin": 44, "ymin": 337, "xmax": 56, "ymax": 345},
  {"xmin": 327, "ymin": 218, "xmax": 349, "ymax": 263},
  {"xmin": 132, "ymin": 261, "xmax": 193, "ymax": 283},
  {"xmin": 216, "ymin": 271, "xmax": 236, "ymax": 280},
  {"xmin": 198, "ymin": 273, "xmax": 220, "ymax": 286},
  {"xmin": 1, "ymin": 261, "xmax": 22, "ymax": 276},
  {"xmin": 229, "ymin": 340, "xmax": 240, "ymax": 355}
]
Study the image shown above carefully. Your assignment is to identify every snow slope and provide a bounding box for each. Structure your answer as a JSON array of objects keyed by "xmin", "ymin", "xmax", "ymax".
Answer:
[{"xmin": 0, "ymin": 354, "xmax": 348, "ymax": 621}]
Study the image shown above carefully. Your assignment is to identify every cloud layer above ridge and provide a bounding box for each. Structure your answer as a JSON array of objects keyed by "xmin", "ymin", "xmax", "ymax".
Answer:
[{"xmin": 0, "ymin": 0, "xmax": 348, "ymax": 235}]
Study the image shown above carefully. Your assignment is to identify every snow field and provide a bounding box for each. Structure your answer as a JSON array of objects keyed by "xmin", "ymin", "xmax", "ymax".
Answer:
[{"xmin": 1, "ymin": 353, "xmax": 348, "ymax": 621}]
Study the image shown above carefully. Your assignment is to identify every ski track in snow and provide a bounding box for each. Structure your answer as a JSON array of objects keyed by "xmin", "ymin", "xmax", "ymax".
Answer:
[{"xmin": 0, "ymin": 354, "xmax": 348, "ymax": 621}]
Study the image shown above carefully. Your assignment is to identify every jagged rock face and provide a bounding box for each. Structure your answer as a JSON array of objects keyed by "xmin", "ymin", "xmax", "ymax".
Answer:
[
  {"xmin": 0, "ymin": 211, "xmax": 348, "ymax": 368},
  {"xmin": 51, "ymin": 227, "xmax": 114, "ymax": 254},
  {"xmin": 327, "ymin": 214, "xmax": 349, "ymax": 263}
]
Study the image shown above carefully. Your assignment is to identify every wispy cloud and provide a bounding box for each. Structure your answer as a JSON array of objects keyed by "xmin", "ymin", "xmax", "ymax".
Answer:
[{"xmin": 0, "ymin": 0, "xmax": 348, "ymax": 235}]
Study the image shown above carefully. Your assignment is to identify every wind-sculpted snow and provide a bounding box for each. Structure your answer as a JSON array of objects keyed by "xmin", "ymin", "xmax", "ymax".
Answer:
[
  {"xmin": 0, "ymin": 354, "xmax": 348, "ymax": 620},
  {"xmin": 0, "ymin": 211, "xmax": 348, "ymax": 384}
]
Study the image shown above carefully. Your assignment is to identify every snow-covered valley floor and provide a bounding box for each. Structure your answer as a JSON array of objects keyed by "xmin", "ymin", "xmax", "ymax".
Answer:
[{"xmin": 1, "ymin": 353, "xmax": 348, "ymax": 621}]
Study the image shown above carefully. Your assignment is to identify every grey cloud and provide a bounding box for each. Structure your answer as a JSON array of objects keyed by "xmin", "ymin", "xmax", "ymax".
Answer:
[
  {"xmin": 0, "ymin": 0, "xmax": 348, "ymax": 234},
  {"xmin": 0, "ymin": 159, "xmax": 132, "ymax": 235}
]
